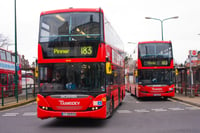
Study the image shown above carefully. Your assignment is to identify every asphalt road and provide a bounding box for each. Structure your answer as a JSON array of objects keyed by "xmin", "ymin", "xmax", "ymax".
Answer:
[{"xmin": 1, "ymin": 92, "xmax": 200, "ymax": 133}]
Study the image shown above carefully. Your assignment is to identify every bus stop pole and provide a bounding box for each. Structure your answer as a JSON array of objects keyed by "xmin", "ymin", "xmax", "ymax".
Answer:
[
  {"xmin": 189, "ymin": 51, "xmax": 193, "ymax": 97},
  {"xmin": 14, "ymin": 0, "xmax": 19, "ymax": 103},
  {"xmin": 1, "ymin": 87, "xmax": 4, "ymax": 106}
]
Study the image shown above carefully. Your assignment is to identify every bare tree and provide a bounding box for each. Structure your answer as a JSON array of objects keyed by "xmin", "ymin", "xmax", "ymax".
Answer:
[{"xmin": 0, "ymin": 33, "xmax": 10, "ymax": 48}]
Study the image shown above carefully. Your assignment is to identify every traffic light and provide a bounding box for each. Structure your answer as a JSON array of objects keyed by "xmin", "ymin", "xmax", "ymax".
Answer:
[
  {"xmin": 175, "ymin": 69, "xmax": 178, "ymax": 76},
  {"xmin": 35, "ymin": 66, "xmax": 38, "ymax": 78},
  {"xmin": 134, "ymin": 70, "xmax": 138, "ymax": 77}
]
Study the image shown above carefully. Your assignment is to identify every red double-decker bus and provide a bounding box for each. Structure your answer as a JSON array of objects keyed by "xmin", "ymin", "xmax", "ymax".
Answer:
[
  {"xmin": 0, "ymin": 48, "xmax": 22, "ymax": 97},
  {"xmin": 130, "ymin": 41, "xmax": 175, "ymax": 99},
  {"xmin": 37, "ymin": 8, "xmax": 125, "ymax": 119}
]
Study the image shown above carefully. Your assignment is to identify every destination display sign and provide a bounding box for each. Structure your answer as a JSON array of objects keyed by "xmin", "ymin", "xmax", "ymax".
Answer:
[
  {"xmin": 43, "ymin": 45, "xmax": 98, "ymax": 58},
  {"xmin": 143, "ymin": 60, "xmax": 169, "ymax": 66}
]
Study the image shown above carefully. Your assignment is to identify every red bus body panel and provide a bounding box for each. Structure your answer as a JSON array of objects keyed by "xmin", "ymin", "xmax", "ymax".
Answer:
[
  {"xmin": 0, "ymin": 49, "xmax": 22, "ymax": 98},
  {"xmin": 137, "ymin": 84, "xmax": 175, "ymax": 97},
  {"xmin": 40, "ymin": 8, "xmax": 102, "ymax": 16},
  {"xmin": 37, "ymin": 94, "xmax": 107, "ymax": 119}
]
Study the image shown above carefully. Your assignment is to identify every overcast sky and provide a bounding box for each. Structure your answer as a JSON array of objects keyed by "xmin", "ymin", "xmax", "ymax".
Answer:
[{"xmin": 1, "ymin": 0, "xmax": 200, "ymax": 64}]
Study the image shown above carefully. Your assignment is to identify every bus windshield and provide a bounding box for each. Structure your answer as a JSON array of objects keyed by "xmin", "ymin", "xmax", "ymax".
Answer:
[
  {"xmin": 139, "ymin": 43, "xmax": 172, "ymax": 58},
  {"xmin": 39, "ymin": 63, "xmax": 105, "ymax": 93},
  {"xmin": 138, "ymin": 69, "xmax": 174, "ymax": 85},
  {"xmin": 39, "ymin": 12, "xmax": 101, "ymax": 43}
]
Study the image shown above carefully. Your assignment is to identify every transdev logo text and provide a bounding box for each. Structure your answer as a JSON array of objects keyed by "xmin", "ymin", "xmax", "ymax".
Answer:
[{"xmin": 59, "ymin": 100, "xmax": 80, "ymax": 106}]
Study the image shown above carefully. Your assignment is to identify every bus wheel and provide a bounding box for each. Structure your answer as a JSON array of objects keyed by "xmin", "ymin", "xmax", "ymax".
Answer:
[
  {"xmin": 163, "ymin": 97, "xmax": 168, "ymax": 100},
  {"xmin": 107, "ymin": 97, "xmax": 114, "ymax": 119},
  {"xmin": 130, "ymin": 88, "xmax": 134, "ymax": 96},
  {"xmin": 119, "ymin": 91, "xmax": 123, "ymax": 106},
  {"xmin": 135, "ymin": 88, "xmax": 137, "ymax": 97}
]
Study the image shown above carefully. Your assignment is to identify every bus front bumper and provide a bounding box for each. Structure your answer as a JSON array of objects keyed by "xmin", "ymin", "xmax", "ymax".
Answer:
[
  {"xmin": 138, "ymin": 91, "xmax": 175, "ymax": 97},
  {"xmin": 37, "ymin": 105, "xmax": 107, "ymax": 119}
]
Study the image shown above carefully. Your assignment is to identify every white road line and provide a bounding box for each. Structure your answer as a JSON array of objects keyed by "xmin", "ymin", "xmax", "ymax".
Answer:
[
  {"xmin": 22, "ymin": 112, "xmax": 37, "ymax": 116},
  {"xmin": 168, "ymin": 107, "xmax": 184, "ymax": 111},
  {"xmin": 152, "ymin": 108, "xmax": 167, "ymax": 112},
  {"xmin": 185, "ymin": 107, "xmax": 200, "ymax": 110},
  {"xmin": 2, "ymin": 113, "xmax": 19, "ymax": 117},
  {"xmin": 117, "ymin": 110, "xmax": 132, "ymax": 113},
  {"xmin": 134, "ymin": 109, "xmax": 150, "ymax": 113}
]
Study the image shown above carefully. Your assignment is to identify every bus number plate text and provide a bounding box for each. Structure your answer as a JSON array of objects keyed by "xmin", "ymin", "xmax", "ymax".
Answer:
[
  {"xmin": 62, "ymin": 112, "xmax": 77, "ymax": 116},
  {"xmin": 153, "ymin": 94, "xmax": 161, "ymax": 96}
]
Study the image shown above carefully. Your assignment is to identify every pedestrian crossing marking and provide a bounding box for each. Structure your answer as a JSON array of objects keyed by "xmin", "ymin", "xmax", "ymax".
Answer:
[
  {"xmin": 168, "ymin": 107, "xmax": 184, "ymax": 111},
  {"xmin": 2, "ymin": 113, "xmax": 19, "ymax": 117},
  {"xmin": 134, "ymin": 109, "xmax": 150, "ymax": 113},
  {"xmin": 1, "ymin": 106, "xmax": 199, "ymax": 117},
  {"xmin": 22, "ymin": 112, "xmax": 37, "ymax": 116},
  {"xmin": 151, "ymin": 108, "xmax": 167, "ymax": 112},
  {"xmin": 117, "ymin": 110, "xmax": 132, "ymax": 113},
  {"xmin": 185, "ymin": 107, "xmax": 200, "ymax": 110}
]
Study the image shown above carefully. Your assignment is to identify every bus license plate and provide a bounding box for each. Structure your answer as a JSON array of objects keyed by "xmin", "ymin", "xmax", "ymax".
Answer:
[
  {"xmin": 154, "ymin": 94, "xmax": 161, "ymax": 96},
  {"xmin": 62, "ymin": 112, "xmax": 76, "ymax": 116}
]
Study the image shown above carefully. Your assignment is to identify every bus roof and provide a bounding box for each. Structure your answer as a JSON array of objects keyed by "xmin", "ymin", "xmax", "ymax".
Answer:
[
  {"xmin": 138, "ymin": 40, "xmax": 171, "ymax": 45},
  {"xmin": 40, "ymin": 8, "xmax": 103, "ymax": 16}
]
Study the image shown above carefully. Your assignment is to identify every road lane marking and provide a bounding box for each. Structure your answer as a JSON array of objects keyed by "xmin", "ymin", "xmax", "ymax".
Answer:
[
  {"xmin": 152, "ymin": 108, "xmax": 167, "ymax": 112},
  {"xmin": 117, "ymin": 110, "xmax": 132, "ymax": 113},
  {"xmin": 185, "ymin": 107, "xmax": 200, "ymax": 110},
  {"xmin": 168, "ymin": 107, "xmax": 184, "ymax": 111},
  {"xmin": 22, "ymin": 112, "xmax": 37, "ymax": 116},
  {"xmin": 2, "ymin": 113, "xmax": 19, "ymax": 117},
  {"xmin": 134, "ymin": 109, "xmax": 150, "ymax": 113}
]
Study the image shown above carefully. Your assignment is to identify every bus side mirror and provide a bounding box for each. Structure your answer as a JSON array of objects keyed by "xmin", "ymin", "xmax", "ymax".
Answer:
[{"xmin": 106, "ymin": 62, "xmax": 112, "ymax": 74}]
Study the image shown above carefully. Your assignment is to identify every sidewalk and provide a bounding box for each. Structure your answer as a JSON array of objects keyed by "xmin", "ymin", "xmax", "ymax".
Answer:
[
  {"xmin": 172, "ymin": 93, "xmax": 200, "ymax": 107},
  {"xmin": 0, "ymin": 87, "xmax": 37, "ymax": 111},
  {"xmin": 0, "ymin": 97, "xmax": 36, "ymax": 111}
]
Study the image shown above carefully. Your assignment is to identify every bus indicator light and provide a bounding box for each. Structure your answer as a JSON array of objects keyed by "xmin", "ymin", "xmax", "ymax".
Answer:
[{"xmin": 65, "ymin": 59, "xmax": 71, "ymax": 62}]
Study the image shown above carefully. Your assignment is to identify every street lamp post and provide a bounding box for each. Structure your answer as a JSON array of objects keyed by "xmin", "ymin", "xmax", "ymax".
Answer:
[
  {"xmin": 14, "ymin": 0, "xmax": 18, "ymax": 102},
  {"xmin": 145, "ymin": 16, "xmax": 179, "ymax": 40}
]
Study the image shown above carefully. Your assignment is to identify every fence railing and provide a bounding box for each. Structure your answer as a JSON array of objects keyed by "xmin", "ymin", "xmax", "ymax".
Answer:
[
  {"xmin": 175, "ymin": 83, "xmax": 200, "ymax": 97},
  {"xmin": 0, "ymin": 84, "xmax": 38, "ymax": 108}
]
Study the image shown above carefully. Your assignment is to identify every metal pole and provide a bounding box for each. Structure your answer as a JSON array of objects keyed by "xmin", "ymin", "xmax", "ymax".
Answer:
[
  {"xmin": 189, "ymin": 51, "xmax": 193, "ymax": 97},
  {"xmin": 145, "ymin": 16, "xmax": 178, "ymax": 41},
  {"xmin": 14, "ymin": 0, "xmax": 18, "ymax": 103},
  {"xmin": 161, "ymin": 21, "xmax": 164, "ymax": 40},
  {"xmin": 1, "ymin": 87, "xmax": 4, "ymax": 106}
]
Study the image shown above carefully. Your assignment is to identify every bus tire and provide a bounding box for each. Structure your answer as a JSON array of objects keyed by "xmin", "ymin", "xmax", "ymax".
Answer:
[
  {"xmin": 135, "ymin": 88, "xmax": 137, "ymax": 97},
  {"xmin": 107, "ymin": 97, "xmax": 114, "ymax": 119},
  {"xmin": 130, "ymin": 87, "xmax": 134, "ymax": 96},
  {"xmin": 163, "ymin": 97, "xmax": 168, "ymax": 100},
  {"xmin": 119, "ymin": 91, "xmax": 123, "ymax": 106}
]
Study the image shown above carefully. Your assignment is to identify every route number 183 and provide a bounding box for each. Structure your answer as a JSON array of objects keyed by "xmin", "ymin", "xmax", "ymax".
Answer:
[{"xmin": 81, "ymin": 46, "xmax": 93, "ymax": 55}]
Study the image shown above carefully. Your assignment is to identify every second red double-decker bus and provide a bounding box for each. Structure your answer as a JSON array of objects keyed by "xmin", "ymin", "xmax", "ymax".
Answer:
[
  {"xmin": 0, "ymin": 48, "xmax": 22, "ymax": 97},
  {"xmin": 36, "ymin": 8, "xmax": 125, "ymax": 119},
  {"xmin": 130, "ymin": 41, "xmax": 175, "ymax": 99}
]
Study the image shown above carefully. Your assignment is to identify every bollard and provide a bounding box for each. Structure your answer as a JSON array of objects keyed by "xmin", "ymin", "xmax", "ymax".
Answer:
[
  {"xmin": 33, "ymin": 83, "xmax": 35, "ymax": 97},
  {"xmin": 15, "ymin": 85, "xmax": 18, "ymax": 103},
  {"xmin": 26, "ymin": 85, "xmax": 28, "ymax": 100},
  {"xmin": 1, "ymin": 87, "xmax": 4, "ymax": 106}
]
